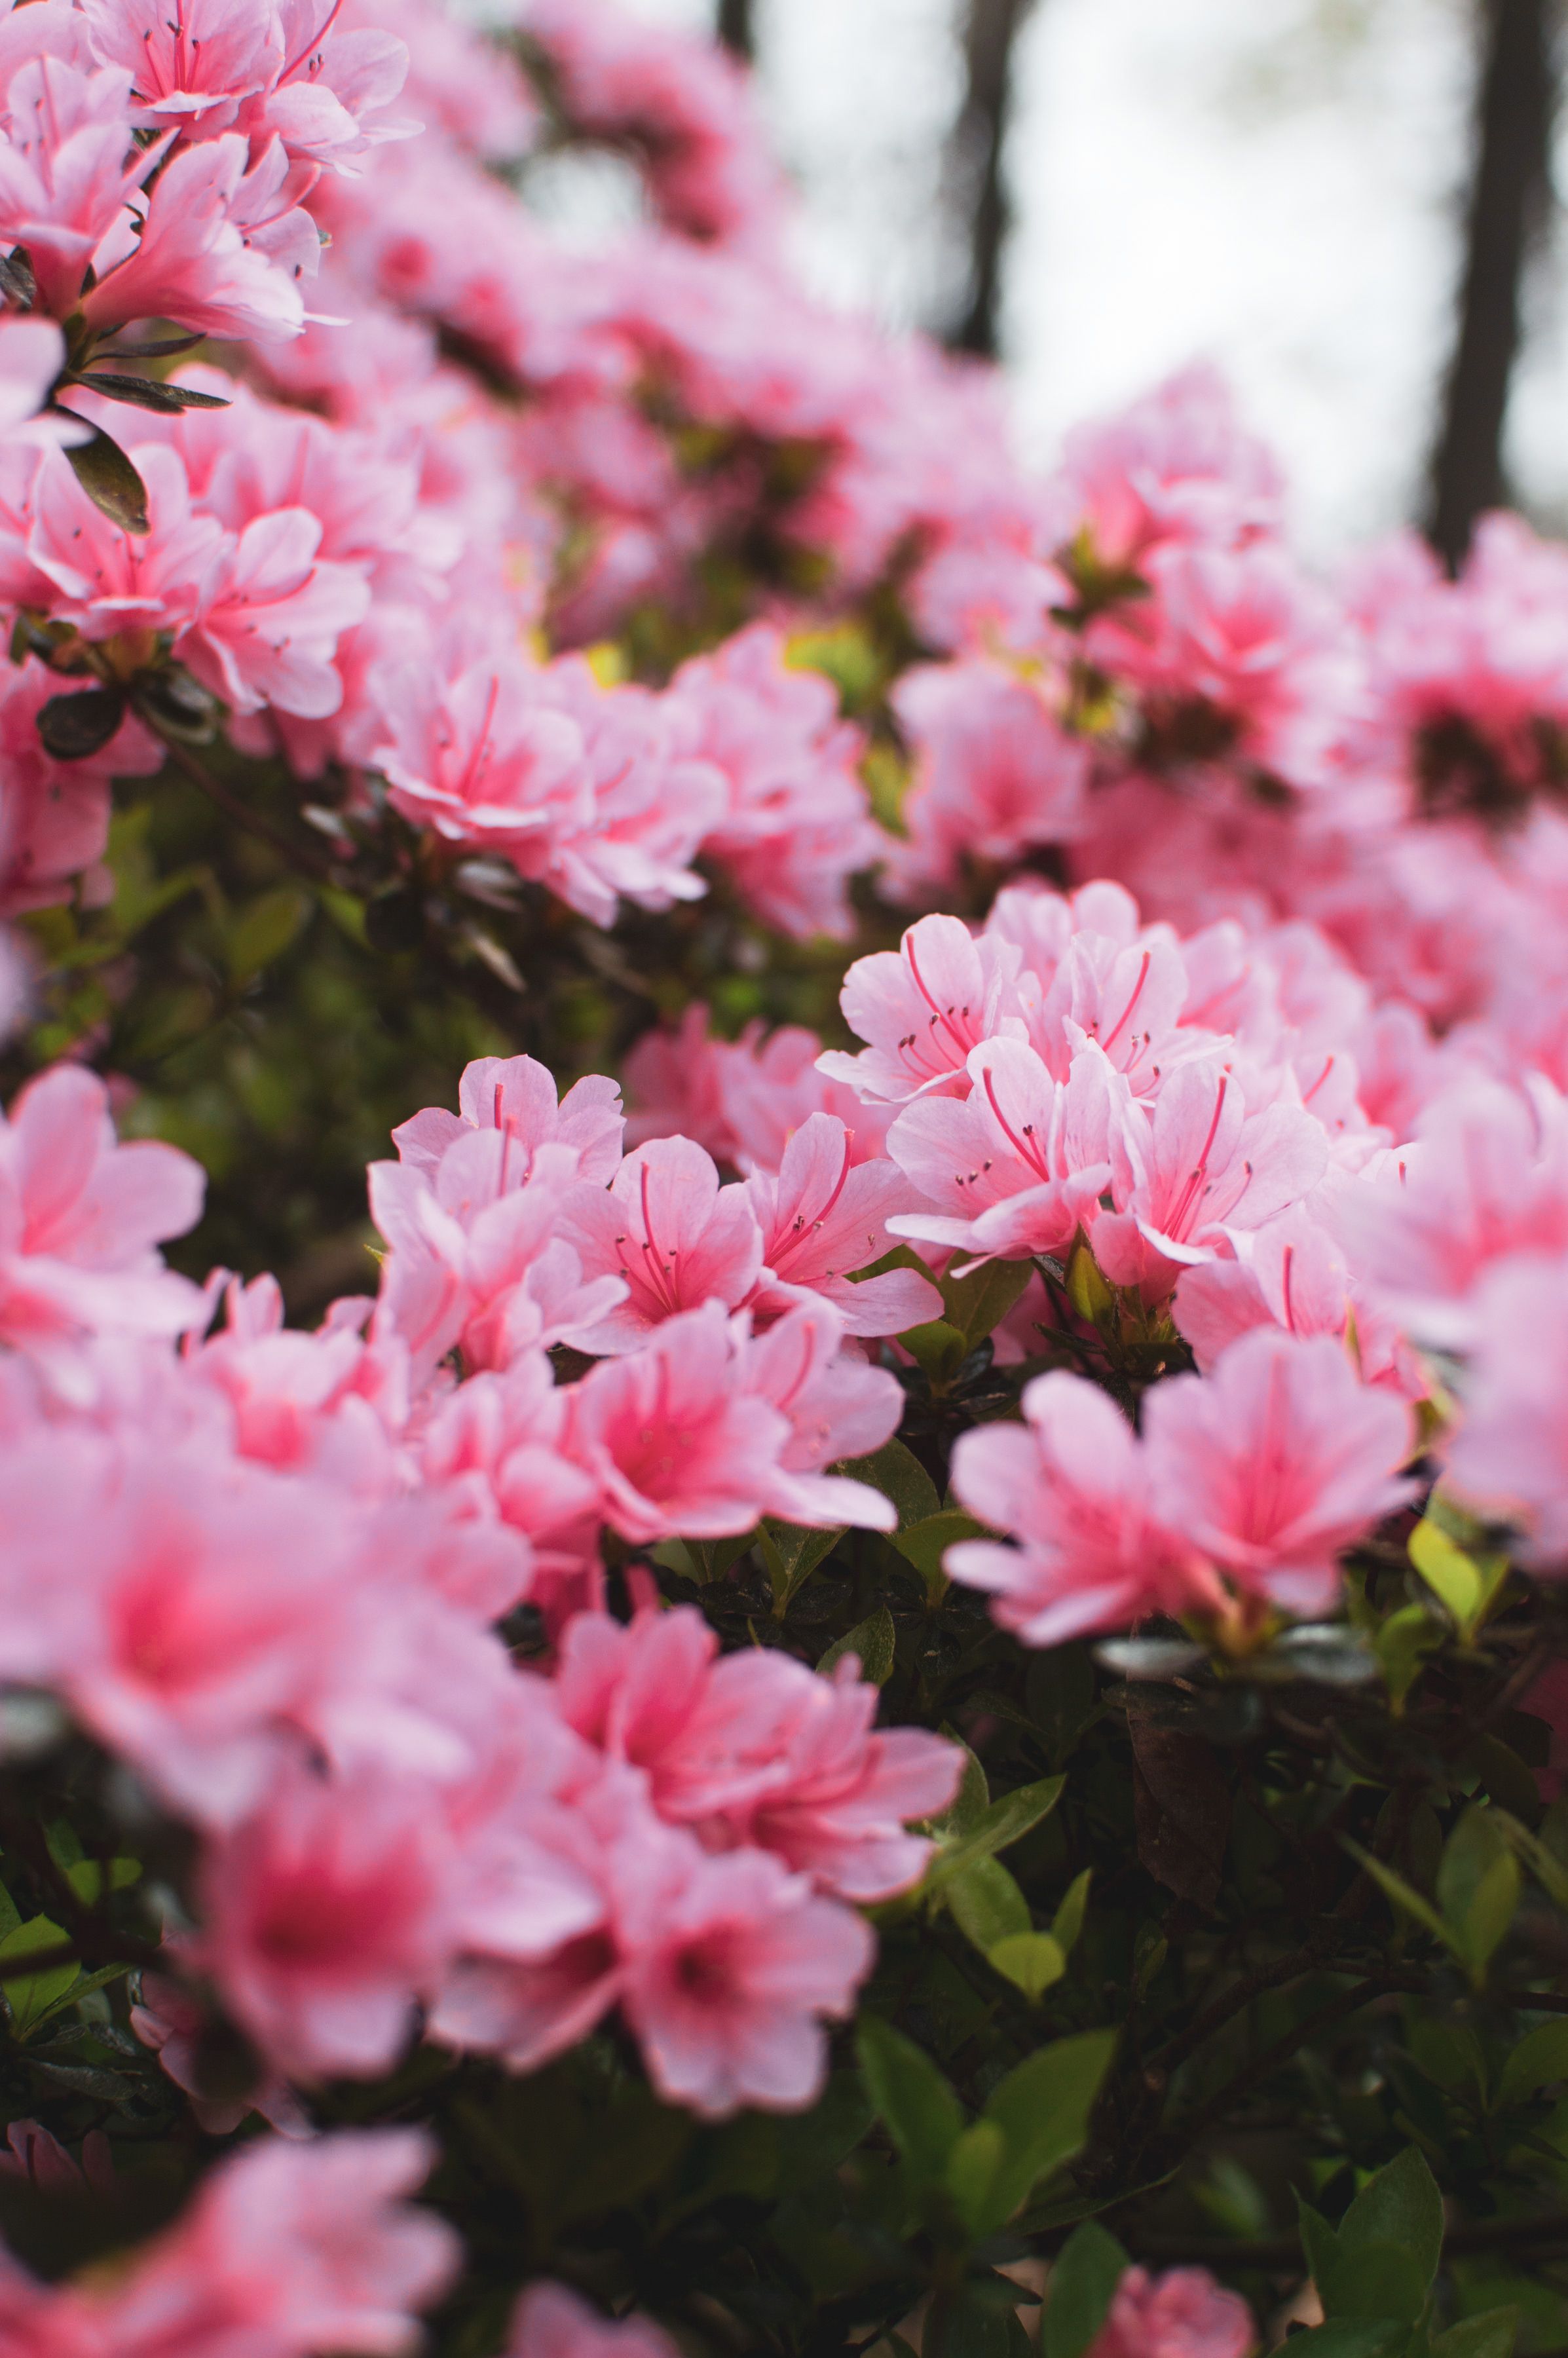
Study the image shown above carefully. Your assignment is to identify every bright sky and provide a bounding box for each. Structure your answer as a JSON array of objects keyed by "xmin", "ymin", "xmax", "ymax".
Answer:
[{"xmin": 601, "ymin": 0, "xmax": 1568, "ymax": 552}]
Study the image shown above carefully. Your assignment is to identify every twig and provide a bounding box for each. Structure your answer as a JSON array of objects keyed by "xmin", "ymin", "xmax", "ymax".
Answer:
[{"xmin": 150, "ymin": 729, "xmax": 336, "ymax": 884}]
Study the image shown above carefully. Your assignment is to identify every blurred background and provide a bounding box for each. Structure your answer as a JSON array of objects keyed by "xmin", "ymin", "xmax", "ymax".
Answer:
[{"xmin": 582, "ymin": 0, "xmax": 1568, "ymax": 563}]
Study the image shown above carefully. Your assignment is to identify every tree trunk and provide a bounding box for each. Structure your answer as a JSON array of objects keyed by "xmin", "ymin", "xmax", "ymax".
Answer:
[
  {"xmin": 717, "ymin": 0, "xmax": 755, "ymax": 62},
  {"xmin": 1426, "ymin": 0, "xmax": 1557, "ymax": 570},
  {"xmin": 946, "ymin": 0, "xmax": 1037, "ymax": 358}
]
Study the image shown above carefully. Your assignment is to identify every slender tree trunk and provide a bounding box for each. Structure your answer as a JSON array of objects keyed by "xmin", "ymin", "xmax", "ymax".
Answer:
[
  {"xmin": 1427, "ymin": 0, "xmax": 1557, "ymax": 569},
  {"xmin": 717, "ymin": 0, "xmax": 755, "ymax": 62},
  {"xmin": 946, "ymin": 0, "xmax": 1037, "ymax": 358}
]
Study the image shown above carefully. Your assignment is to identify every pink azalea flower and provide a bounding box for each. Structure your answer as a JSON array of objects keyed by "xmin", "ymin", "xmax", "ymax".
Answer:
[
  {"xmin": 744, "ymin": 1112, "xmax": 942, "ymax": 1335},
  {"xmin": 1141, "ymin": 1328, "xmax": 1415, "ymax": 1619},
  {"xmin": 1049, "ymin": 362, "xmax": 1283, "ymax": 572},
  {"xmin": 885, "ymin": 1037, "xmax": 1121, "ymax": 1266},
  {"xmin": 180, "ymin": 504, "xmax": 373, "ymax": 719},
  {"xmin": 185, "ymin": 1271, "xmax": 407, "ymax": 1493},
  {"xmin": 79, "ymin": 0, "xmax": 281, "ymax": 136},
  {"xmin": 664, "ymin": 622, "xmax": 883, "ymax": 941},
  {"xmin": 1094, "ymin": 1058, "xmax": 1329, "ymax": 1303},
  {"xmin": 0, "ymin": 658, "xmax": 161, "ymax": 919},
  {"xmin": 52, "ymin": 1450, "xmax": 362, "ymax": 1826},
  {"xmin": 1332, "ymin": 1079, "xmax": 1568, "ymax": 1348},
  {"xmin": 0, "ymin": 1063, "xmax": 206, "ymax": 1383},
  {"xmin": 616, "ymin": 1831, "xmax": 872, "ymax": 2118},
  {"xmin": 555, "ymin": 1605, "xmax": 960, "ymax": 1900},
  {"xmin": 528, "ymin": 656, "xmax": 723, "ymax": 926},
  {"xmin": 370, "ymin": 1136, "xmax": 625, "ymax": 1383},
  {"xmin": 1444, "ymin": 1252, "xmax": 1568, "ymax": 1569},
  {"xmin": 100, "ymin": 2129, "xmax": 459, "ymax": 2356},
  {"xmin": 625, "ymin": 1005, "xmax": 894, "ymax": 1175},
  {"xmin": 504, "ymin": 2282, "xmax": 679, "ymax": 2358},
  {"xmin": 557, "ymin": 1135, "xmax": 764, "ymax": 1354},
  {"xmin": 887, "ymin": 656, "xmax": 1090, "ymax": 895},
  {"xmin": 1084, "ymin": 2264, "xmax": 1254, "ymax": 2358},
  {"xmin": 0, "ymin": 55, "xmax": 171, "ymax": 320},
  {"xmin": 562, "ymin": 1300, "xmax": 798, "ymax": 1543},
  {"xmin": 818, "ymin": 912, "xmax": 1027, "ymax": 1104},
  {"xmin": 369, "ymin": 643, "xmax": 593, "ymax": 866},
  {"xmin": 26, "ymin": 439, "xmax": 225, "ymax": 646},
  {"xmin": 739, "ymin": 1298, "xmax": 903, "ymax": 1528},
  {"xmin": 194, "ymin": 1761, "xmax": 454, "ymax": 2079},
  {"xmin": 947, "ymin": 1370, "xmax": 1216, "ymax": 1645},
  {"xmin": 81, "ymin": 132, "xmax": 309, "ymax": 344},
  {"xmin": 0, "ymin": 315, "xmax": 63, "ymax": 437},
  {"xmin": 394, "ymin": 1053, "xmax": 625, "ymax": 1186},
  {"xmin": 1173, "ymin": 1202, "xmax": 1419, "ymax": 1395}
]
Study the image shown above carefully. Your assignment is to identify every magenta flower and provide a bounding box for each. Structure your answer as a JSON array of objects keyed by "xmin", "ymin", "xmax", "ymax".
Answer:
[
  {"xmin": 504, "ymin": 2283, "xmax": 679, "ymax": 2358},
  {"xmin": 1085, "ymin": 2264, "xmax": 1254, "ymax": 2358}
]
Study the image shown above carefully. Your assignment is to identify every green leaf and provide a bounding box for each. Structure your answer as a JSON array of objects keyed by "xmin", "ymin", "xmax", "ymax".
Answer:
[
  {"xmin": 856, "ymin": 2017, "xmax": 965, "ymax": 2186},
  {"xmin": 1065, "ymin": 1239, "xmax": 1115, "ymax": 1326},
  {"xmin": 1497, "ymin": 2017, "xmax": 1568, "ymax": 2105},
  {"xmin": 1438, "ymin": 1807, "xmax": 1520, "ymax": 1981},
  {"xmin": 988, "ymin": 1932, "xmax": 1066, "ymax": 2000},
  {"xmin": 1275, "ymin": 2327, "xmax": 1407, "ymax": 2358},
  {"xmin": 890, "ymin": 1507, "xmax": 985, "ymax": 1603},
  {"xmin": 948, "ymin": 1855, "xmax": 1031, "ymax": 1953},
  {"xmin": 896, "ymin": 1319, "xmax": 969, "ymax": 1384},
  {"xmin": 944, "ymin": 2117, "xmax": 1008, "ymax": 2237},
  {"xmin": 817, "ymin": 1605, "xmax": 895, "ymax": 1685},
  {"xmin": 759, "ymin": 1520, "xmax": 843, "ymax": 1617},
  {"xmin": 1343, "ymin": 1841, "xmax": 1456, "ymax": 1953},
  {"xmin": 1316, "ymin": 2150, "xmax": 1443, "ymax": 2322},
  {"xmin": 1051, "ymin": 1867, "xmax": 1092, "ymax": 1956},
  {"xmin": 1408, "ymin": 1514, "xmax": 1509, "ymax": 1639},
  {"xmin": 24, "ymin": 1958, "xmax": 133, "ymax": 2037},
  {"xmin": 1375, "ymin": 1603, "xmax": 1444, "ymax": 1711},
  {"xmin": 228, "ymin": 887, "xmax": 309, "ymax": 983},
  {"xmin": 939, "ymin": 1256, "xmax": 1032, "ymax": 1348},
  {"xmin": 35, "ymin": 685, "xmax": 126, "ymax": 760},
  {"xmin": 836, "ymin": 1438, "xmax": 939, "ymax": 1528},
  {"xmin": 0, "ymin": 1917, "xmax": 79, "ymax": 2037},
  {"xmin": 1408, "ymin": 1516, "xmax": 1483, "ymax": 1624},
  {"xmin": 921, "ymin": 1776, "xmax": 1067, "ymax": 1900},
  {"xmin": 975, "ymin": 2028, "xmax": 1117, "ymax": 2231},
  {"xmin": 63, "ymin": 419, "xmax": 149, "ymax": 532},
  {"xmin": 1041, "ymin": 2222, "xmax": 1129, "ymax": 2358},
  {"xmin": 69, "ymin": 369, "xmax": 229, "ymax": 412},
  {"xmin": 1428, "ymin": 2310, "xmax": 1518, "ymax": 2358},
  {"xmin": 63, "ymin": 1856, "xmax": 140, "ymax": 1908},
  {"xmin": 0, "ymin": 1882, "xmax": 20, "ymax": 1942}
]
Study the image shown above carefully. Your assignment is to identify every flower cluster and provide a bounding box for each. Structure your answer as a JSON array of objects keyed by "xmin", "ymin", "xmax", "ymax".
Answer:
[
  {"xmin": 0, "ymin": 2, "xmax": 1563, "ymax": 2350},
  {"xmin": 0, "ymin": 1048, "xmax": 958, "ymax": 2125}
]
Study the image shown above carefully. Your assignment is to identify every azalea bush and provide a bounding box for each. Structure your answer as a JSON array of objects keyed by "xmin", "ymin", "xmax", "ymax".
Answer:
[{"xmin": 0, "ymin": 5, "xmax": 1564, "ymax": 2357}]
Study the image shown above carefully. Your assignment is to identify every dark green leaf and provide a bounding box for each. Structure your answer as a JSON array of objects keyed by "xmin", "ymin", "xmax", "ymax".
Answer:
[
  {"xmin": 922, "ymin": 1776, "xmax": 1066, "ymax": 1899},
  {"xmin": 36, "ymin": 686, "xmax": 126, "ymax": 760},
  {"xmin": 1275, "ymin": 2327, "xmax": 1406, "ymax": 2358},
  {"xmin": 228, "ymin": 888, "xmax": 309, "ymax": 984},
  {"xmin": 975, "ymin": 2028, "xmax": 1117, "ymax": 2229},
  {"xmin": 857, "ymin": 2017, "xmax": 965, "ymax": 2186},
  {"xmin": 890, "ymin": 1508, "xmax": 986, "ymax": 1588},
  {"xmin": 1042, "ymin": 2222, "xmax": 1130, "ymax": 2358},
  {"xmin": 896, "ymin": 1319, "xmax": 969, "ymax": 1384},
  {"xmin": 1428, "ymin": 2310, "xmax": 1518, "ymax": 2358},
  {"xmin": 938, "ymin": 1256, "xmax": 1032, "ymax": 1348},
  {"xmin": 62, "ymin": 421, "xmax": 149, "ymax": 532},
  {"xmin": 818, "ymin": 1605, "xmax": 895, "ymax": 1684},
  {"xmin": 1497, "ymin": 2018, "xmax": 1568, "ymax": 2105},
  {"xmin": 71, "ymin": 369, "xmax": 230, "ymax": 412},
  {"xmin": 836, "ymin": 1438, "xmax": 939, "ymax": 1527},
  {"xmin": 947, "ymin": 1855, "xmax": 1031, "ymax": 1953},
  {"xmin": 759, "ymin": 1520, "xmax": 843, "ymax": 1617}
]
